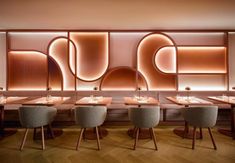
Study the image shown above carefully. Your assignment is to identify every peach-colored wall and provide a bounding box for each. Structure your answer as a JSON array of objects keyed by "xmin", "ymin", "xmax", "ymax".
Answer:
[
  {"xmin": 0, "ymin": 0, "xmax": 235, "ymax": 29},
  {"xmin": 229, "ymin": 32, "xmax": 235, "ymax": 90},
  {"xmin": 0, "ymin": 32, "xmax": 6, "ymax": 89}
]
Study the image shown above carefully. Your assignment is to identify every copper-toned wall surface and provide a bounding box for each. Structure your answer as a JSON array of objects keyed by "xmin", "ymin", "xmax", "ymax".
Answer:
[
  {"xmin": 48, "ymin": 58, "xmax": 62, "ymax": 90},
  {"xmin": 70, "ymin": 32, "xmax": 109, "ymax": 81},
  {"xmin": 109, "ymin": 32, "xmax": 149, "ymax": 68},
  {"xmin": 49, "ymin": 38, "xmax": 75, "ymax": 90},
  {"xmin": 8, "ymin": 51, "xmax": 47, "ymax": 90},
  {"xmin": 229, "ymin": 32, "xmax": 235, "ymax": 90},
  {"xmin": 178, "ymin": 47, "xmax": 226, "ymax": 73},
  {"xmin": 100, "ymin": 67, "xmax": 147, "ymax": 91},
  {"xmin": 0, "ymin": 32, "xmax": 6, "ymax": 90},
  {"xmin": 137, "ymin": 33, "xmax": 176, "ymax": 90}
]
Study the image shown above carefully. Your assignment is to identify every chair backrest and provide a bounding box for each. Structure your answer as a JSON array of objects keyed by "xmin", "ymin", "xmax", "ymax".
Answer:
[
  {"xmin": 19, "ymin": 106, "xmax": 57, "ymax": 128},
  {"xmin": 181, "ymin": 106, "xmax": 218, "ymax": 128},
  {"xmin": 74, "ymin": 106, "xmax": 107, "ymax": 128},
  {"xmin": 128, "ymin": 106, "xmax": 160, "ymax": 128}
]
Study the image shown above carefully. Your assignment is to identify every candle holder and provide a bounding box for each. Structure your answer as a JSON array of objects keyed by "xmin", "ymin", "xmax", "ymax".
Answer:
[
  {"xmin": 0, "ymin": 87, "xmax": 5, "ymax": 103},
  {"xmin": 46, "ymin": 87, "xmax": 52, "ymax": 101},
  {"xmin": 138, "ymin": 87, "xmax": 141, "ymax": 99},
  {"xmin": 185, "ymin": 86, "xmax": 191, "ymax": 101}
]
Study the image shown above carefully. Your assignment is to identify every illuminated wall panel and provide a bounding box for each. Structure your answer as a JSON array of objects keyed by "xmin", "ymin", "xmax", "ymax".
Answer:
[
  {"xmin": 49, "ymin": 38, "xmax": 75, "ymax": 90},
  {"xmin": 229, "ymin": 32, "xmax": 235, "ymax": 90},
  {"xmin": 164, "ymin": 32, "xmax": 225, "ymax": 45},
  {"xmin": 178, "ymin": 47, "xmax": 226, "ymax": 73},
  {"xmin": 178, "ymin": 75, "xmax": 227, "ymax": 91},
  {"xmin": 76, "ymin": 79, "xmax": 101, "ymax": 91},
  {"xmin": 137, "ymin": 33, "xmax": 176, "ymax": 90},
  {"xmin": 109, "ymin": 32, "xmax": 149, "ymax": 68},
  {"xmin": 100, "ymin": 67, "xmax": 148, "ymax": 91},
  {"xmin": 154, "ymin": 46, "xmax": 176, "ymax": 73},
  {"xmin": 48, "ymin": 58, "xmax": 63, "ymax": 90},
  {"xmin": 8, "ymin": 51, "xmax": 47, "ymax": 90},
  {"xmin": 8, "ymin": 32, "xmax": 67, "ymax": 54},
  {"xmin": 0, "ymin": 32, "xmax": 6, "ymax": 90},
  {"xmin": 70, "ymin": 32, "xmax": 109, "ymax": 81}
]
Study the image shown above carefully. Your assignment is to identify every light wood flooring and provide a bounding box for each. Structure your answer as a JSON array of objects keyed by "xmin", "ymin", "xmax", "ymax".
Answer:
[{"xmin": 0, "ymin": 126, "xmax": 235, "ymax": 163}]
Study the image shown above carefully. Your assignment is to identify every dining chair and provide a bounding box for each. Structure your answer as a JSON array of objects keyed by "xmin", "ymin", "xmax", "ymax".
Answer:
[
  {"xmin": 128, "ymin": 106, "xmax": 160, "ymax": 150},
  {"xmin": 181, "ymin": 106, "xmax": 218, "ymax": 150},
  {"xmin": 18, "ymin": 106, "xmax": 57, "ymax": 150},
  {"xmin": 74, "ymin": 106, "xmax": 107, "ymax": 150}
]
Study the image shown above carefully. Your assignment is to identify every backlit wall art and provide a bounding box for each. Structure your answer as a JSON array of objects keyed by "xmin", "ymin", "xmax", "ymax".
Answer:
[{"xmin": 0, "ymin": 31, "xmax": 230, "ymax": 91}]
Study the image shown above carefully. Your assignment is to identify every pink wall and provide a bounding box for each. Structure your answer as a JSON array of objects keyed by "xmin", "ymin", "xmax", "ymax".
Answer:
[{"xmin": 0, "ymin": 0, "xmax": 235, "ymax": 29}]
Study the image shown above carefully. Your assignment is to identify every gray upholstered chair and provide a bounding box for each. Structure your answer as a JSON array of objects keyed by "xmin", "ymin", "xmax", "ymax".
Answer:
[
  {"xmin": 18, "ymin": 106, "xmax": 57, "ymax": 150},
  {"xmin": 128, "ymin": 106, "xmax": 160, "ymax": 150},
  {"xmin": 74, "ymin": 106, "xmax": 107, "ymax": 150},
  {"xmin": 181, "ymin": 106, "xmax": 218, "ymax": 150}
]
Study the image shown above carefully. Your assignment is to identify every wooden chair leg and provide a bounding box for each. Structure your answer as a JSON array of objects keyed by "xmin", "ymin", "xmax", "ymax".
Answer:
[
  {"xmin": 48, "ymin": 124, "xmax": 55, "ymax": 139},
  {"xmin": 192, "ymin": 127, "xmax": 196, "ymax": 149},
  {"xmin": 98, "ymin": 126, "xmax": 103, "ymax": 139},
  {"xmin": 20, "ymin": 128, "xmax": 29, "ymax": 151},
  {"xmin": 82, "ymin": 128, "xmax": 86, "ymax": 140},
  {"xmin": 33, "ymin": 128, "xmax": 37, "ymax": 140},
  {"xmin": 208, "ymin": 128, "xmax": 217, "ymax": 150},
  {"xmin": 151, "ymin": 128, "xmax": 158, "ymax": 150},
  {"xmin": 41, "ymin": 126, "xmax": 45, "ymax": 150},
  {"xmin": 76, "ymin": 128, "xmax": 84, "ymax": 150},
  {"xmin": 132, "ymin": 127, "xmax": 137, "ymax": 138},
  {"xmin": 133, "ymin": 128, "xmax": 139, "ymax": 150},
  {"xmin": 95, "ymin": 126, "xmax": 101, "ymax": 150},
  {"xmin": 149, "ymin": 128, "xmax": 153, "ymax": 139},
  {"xmin": 200, "ymin": 128, "xmax": 203, "ymax": 139}
]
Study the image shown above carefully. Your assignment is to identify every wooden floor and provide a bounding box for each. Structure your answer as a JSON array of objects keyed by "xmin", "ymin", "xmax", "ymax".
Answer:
[{"xmin": 0, "ymin": 126, "xmax": 235, "ymax": 163}]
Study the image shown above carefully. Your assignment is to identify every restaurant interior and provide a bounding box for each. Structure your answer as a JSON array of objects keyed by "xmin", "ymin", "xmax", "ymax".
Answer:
[{"xmin": 0, "ymin": 0, "xmax": 235, "ymax": 163}]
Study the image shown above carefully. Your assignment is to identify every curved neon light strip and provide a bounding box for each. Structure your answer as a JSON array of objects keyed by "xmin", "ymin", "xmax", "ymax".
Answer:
[
  {"xmin": 72, "ymin": 32, "xmax": 109, "ymax": 81},
  {"xmin": 69, "ymin": 40, "xmax": 77, "ymax": 75},
  {"xmin": 137, "ymin": 33, "xmax": 175, "ymax": 90},
  {"xmin": 49, "ymin": 38, "xmax": 75, "ymax": 90},
  {"xmin": 155, "ymin": 46, "xmax": 176, "ymax": 74}
]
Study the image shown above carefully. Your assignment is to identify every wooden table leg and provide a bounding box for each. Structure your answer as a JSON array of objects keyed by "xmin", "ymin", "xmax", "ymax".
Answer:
[
  {"xmin": 0, "ymin": 106, "xmax": 4, "ymax": 136},
  {"xmin": 83, "ymin": 127, "xmax": 108, "ymax": 140},
  {"xmin": 173, "ymin": 121, "xmax": 201, "ymax": 139},
  {"xmin": 218, "ymin": 106, "xmax": 235, "ymax": 139},
  {"xmin": 0, "ymin": 105, "xmax": 17, "ymax": 139},
  {"xmin": 33, "ymin": 124, "xmax": 63, "ymax": 140},
  {"xmin": 127, "ymin": 127, "xmax": 152, "ymax": 139}
]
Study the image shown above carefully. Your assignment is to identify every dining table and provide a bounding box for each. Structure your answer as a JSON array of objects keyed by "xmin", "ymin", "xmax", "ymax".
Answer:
[
  {"xmin": 0, "ymin": 96, "xmax": 28, "ymax": 138},
  {"xmin": 75, "ymin": 96, "xmax": 112, "ymax": 140},
  {"xmin": 208, "ymin": 96, "xmax": 235, "ymax": 139},
  {"xmin": 124, "ymin": 96, "xmax": 159, "ymax": 139},
  {"xmin": 166, "ymin": 96, "xmax": 213, "ymax": 139}
]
